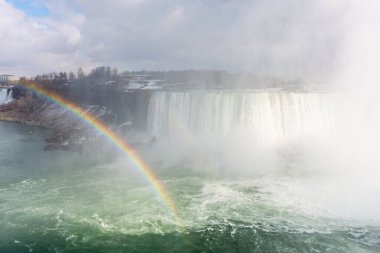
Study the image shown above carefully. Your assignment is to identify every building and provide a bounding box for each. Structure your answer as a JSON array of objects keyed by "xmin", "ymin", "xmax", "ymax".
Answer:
[
  {"xmin": 0, "ymin": 74, "xmax": 15, "ymax": 84},
  {"xmin": 122, "ymin": 74, "xmax": 167, "ymax": 91}
]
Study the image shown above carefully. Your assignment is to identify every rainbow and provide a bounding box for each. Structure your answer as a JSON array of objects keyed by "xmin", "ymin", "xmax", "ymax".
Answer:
[{"xmin": 19, "ymin": 81, "xmax": 181, "ymax": 222}]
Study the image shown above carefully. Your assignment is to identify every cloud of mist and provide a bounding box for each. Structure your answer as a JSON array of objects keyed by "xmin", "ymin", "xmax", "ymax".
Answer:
[
  {"xmin": 141, "ymin": 0, "xmax": 380, "ymax": 219},
  {"xmin": 334, "ymin": 1, "xmax": 380, "ymax": 89},
  {"xmin": 331, "ymin": 0, "xmax": 380, "ymax": 174}
]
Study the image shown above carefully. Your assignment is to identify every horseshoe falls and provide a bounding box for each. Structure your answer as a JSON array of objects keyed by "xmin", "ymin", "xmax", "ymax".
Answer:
[
  {"xmin": 147, "ymin": 91, "xmax": 336, "ymax": 143},
  {"xmin": 1, "ymin": 90, "xmax": 380, "ymax": 253}
]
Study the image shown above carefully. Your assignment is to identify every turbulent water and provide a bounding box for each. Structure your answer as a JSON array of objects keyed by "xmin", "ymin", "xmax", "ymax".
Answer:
[{"xmin": 1, "ymin": 91, "xmax": 380, "ymax": 252}]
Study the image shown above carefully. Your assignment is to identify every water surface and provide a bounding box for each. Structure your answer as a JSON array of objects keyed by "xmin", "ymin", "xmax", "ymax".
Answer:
[{"xmin": 0, "ymin": 121, "xmax": 379, "ymax": 252}]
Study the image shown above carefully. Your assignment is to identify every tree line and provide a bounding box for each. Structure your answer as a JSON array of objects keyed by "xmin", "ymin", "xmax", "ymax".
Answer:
[{"xmin": 20, "ymin": 66, "xmax": 302, "ymax": 89}]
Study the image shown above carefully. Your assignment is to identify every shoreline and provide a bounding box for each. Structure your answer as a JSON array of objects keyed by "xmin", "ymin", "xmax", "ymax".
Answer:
[
  {"xmin": 0, "ymin": 112, "xmax": 48, "ymax": 128},
  {"xmin": 0, "ymin": 97, "xmax": 90, "ymax": 152}
]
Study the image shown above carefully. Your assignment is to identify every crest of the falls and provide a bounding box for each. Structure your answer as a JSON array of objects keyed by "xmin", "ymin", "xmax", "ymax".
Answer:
[
  {"xmin": 0, "ymin": 88, "xmax": 12, "ymax": 105},
  {"xmin": 147, "ymin": 91, "xmax": 336, "ymax": 143}
]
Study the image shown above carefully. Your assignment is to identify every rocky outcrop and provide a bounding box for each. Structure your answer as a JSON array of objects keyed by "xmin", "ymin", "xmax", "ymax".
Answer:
[
  {"xmin": 0, "ymin": 96, "xmax": 112, "ymax": 152},
  {"xmin": 0, "ymin": 96, "xmax": 43, "ymax": 125}
]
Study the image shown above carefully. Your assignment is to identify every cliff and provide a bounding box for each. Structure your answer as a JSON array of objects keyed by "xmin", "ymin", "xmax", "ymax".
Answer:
[{"xmin": 0, "ymin": 96, "xmax": 110, "ymax": 152}]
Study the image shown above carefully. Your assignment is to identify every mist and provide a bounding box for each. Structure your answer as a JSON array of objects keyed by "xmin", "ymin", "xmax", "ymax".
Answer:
[{"xmin": 124, "ymin": 0, "xmax": 380, "ymax": 225}]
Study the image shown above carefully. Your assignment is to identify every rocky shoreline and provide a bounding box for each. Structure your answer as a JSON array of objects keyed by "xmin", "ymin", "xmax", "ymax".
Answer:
[{"xmin": 0, "ymin": 96, "xmax": 109, "ymax": 152}]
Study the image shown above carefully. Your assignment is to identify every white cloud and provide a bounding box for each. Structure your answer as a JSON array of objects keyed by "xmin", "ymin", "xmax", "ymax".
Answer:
[
  {"xmin": 0, "ymin": 0, "xmax": 351, "ymax": 80},
  {"xmin": 0, "ymin": 0, "xmax": 88, "ymax": 76}
]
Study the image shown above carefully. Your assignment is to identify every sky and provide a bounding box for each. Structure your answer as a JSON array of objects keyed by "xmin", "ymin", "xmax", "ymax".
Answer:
[{"xmin": 0, "ymin": 0, "xmax": 356, "ymax": 80}]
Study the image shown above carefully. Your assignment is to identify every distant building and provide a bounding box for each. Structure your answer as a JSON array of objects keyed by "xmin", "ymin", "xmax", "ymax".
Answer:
[
  {"xmin": 122, "ymin": 74, "xmax": 167, "ymax": 91},
  {"xmin": 0, "ymin": 74, "xmax": 15, "ymax": 84},
  {"xmin": 122, "ymin": 74, "xmax": 151, "ymax": 81}
]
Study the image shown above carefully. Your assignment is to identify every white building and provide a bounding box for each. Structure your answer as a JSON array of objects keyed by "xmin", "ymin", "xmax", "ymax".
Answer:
[{"xmin": 0, "ymin": 74, "xmax": 15, "ymax": 83}]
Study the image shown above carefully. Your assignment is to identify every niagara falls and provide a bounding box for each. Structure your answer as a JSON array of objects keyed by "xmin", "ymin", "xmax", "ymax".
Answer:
[{"xmin": 1, "ymin": 0, "xmax": 380, "ymax": 252}]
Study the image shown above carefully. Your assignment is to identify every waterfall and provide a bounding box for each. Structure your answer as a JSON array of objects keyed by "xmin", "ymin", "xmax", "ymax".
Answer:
[
  {"xmin": 147, "ymin": 91, "xmax": 336, "ymax": 143},
  {"xmin": 0, "ymin": 88, "xmax": 12, "ymax": 105}
]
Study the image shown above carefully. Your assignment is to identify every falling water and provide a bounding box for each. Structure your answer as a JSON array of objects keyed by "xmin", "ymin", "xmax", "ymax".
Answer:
[
  {"xmin": 147, "ymin": 91, "xmax": 336, "ymax": 143},
  {"xmin": 0, "ymin": 88, "xmax": 13, "ymax": 105}
]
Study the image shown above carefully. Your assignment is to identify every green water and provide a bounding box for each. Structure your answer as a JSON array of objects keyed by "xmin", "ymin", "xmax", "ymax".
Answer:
[{"xmin": 0, "ymin": 121, "xmax": 379, "ymax": 253}]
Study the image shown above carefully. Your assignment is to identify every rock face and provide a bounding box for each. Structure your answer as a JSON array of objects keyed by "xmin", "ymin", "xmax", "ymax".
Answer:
[
  {"xmin": 0, "ymin": 96, "xmax": 43, "ymax": 125},
  {"xmin": 0, "ymin": 96, "xmax": 112, "ymax": 152}
]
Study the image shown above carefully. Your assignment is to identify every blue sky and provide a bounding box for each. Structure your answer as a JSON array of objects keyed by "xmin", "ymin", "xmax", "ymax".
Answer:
[{"xmin": 6, "ymin": 0, "xmax": 49, "ymax": 16}]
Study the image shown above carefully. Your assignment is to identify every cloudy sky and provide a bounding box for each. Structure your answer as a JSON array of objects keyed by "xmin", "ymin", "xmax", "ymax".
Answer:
[{"xmin": 0, "ymin": 0, "xmax": 355, "ymax": 79}]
